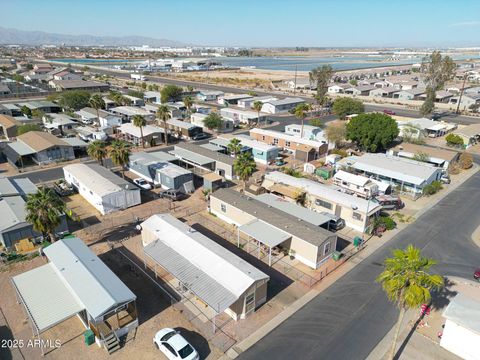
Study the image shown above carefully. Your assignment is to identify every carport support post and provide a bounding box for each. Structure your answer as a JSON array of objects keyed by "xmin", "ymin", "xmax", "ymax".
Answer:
[
  {"xmin": 269, "ymin": 247, "xmax": 272, "ymax": 267},
  {"xmin": 237, "ymin": 227, "xmax": 240, "ymax": 247}
]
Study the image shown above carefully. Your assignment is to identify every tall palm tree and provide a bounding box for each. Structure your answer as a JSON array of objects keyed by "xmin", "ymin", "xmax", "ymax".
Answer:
[
  {"xmin": 132, "ymin": 115, "xmax": 147, "ymax": 148},
  {"xmin": 183, "ymin": 95, "xmax": 194, "ymax": 118},
  {"xmin": 109, "ymin": 140, "xmax": 132, "ymax": 179},
  {"xmin": 108, "ymin": 90, "xmax": 123, "ymax": 106},
  {"xmin": 87, "ymin": 140, "xmax": 107, "ymax": 166},
  {"xmin": 233, "ymin": 151, "xmax": 257, "ymax": 191},
  {"xmin": 376, "ymin": 245, "xmax": 444, "ymax": 360},
  {"xmin": 89, "ymin": 94, "xmax": 105, "ymax": 125},
  {"xmin": 252, "ymin": 101, "xmax": 264, "ymax": 126},
  {"xmin": 227, "ymin": 138, "xmax": 242, "ymax": 158},
  {"xmin": 157, "ymin": 104, "xmax": 171, "ymax": 145},
  {"xmin": 294, "ymin": 103, "xmax": 311, "ymax": 139},
  {"xmin": 25, "ymin": 187, "xmax": 69, "ymax": 242}
]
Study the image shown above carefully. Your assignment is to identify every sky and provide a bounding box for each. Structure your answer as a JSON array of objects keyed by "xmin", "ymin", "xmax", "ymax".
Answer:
[{"xmin": 1, "ymin": 0, "xmax": 480, "ymax": 47}]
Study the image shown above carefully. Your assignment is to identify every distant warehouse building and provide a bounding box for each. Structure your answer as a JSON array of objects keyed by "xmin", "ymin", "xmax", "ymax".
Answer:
[
  {"xmin": 63, "ymin": 163, "xmax": 141, "ymax": 215},
  {"xmin": 209, "ymin": 188, "xmax": 337, "ymax": 269},
  {"xmin": 48, "ymin": 80, "xmax": 110, "ymax": 92},
  {"xmin": 141, "ymin": 213, "xmax": 270, "ymax": 321}
]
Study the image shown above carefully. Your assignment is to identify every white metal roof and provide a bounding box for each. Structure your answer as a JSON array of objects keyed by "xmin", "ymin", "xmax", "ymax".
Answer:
[
  {"xmin": 239, "ymin": 219, "xmax": 291, "ymax": 248},
  {"xmin": 12, "ymin": 263, "xmax": 85, "ymax": 333},
  {"xmin": 219, "ymin": 134, "xmax": 280, "ymax": 152},
  {"xmin": 349, "ymin": 153, "xmax": 439, "ymax": 186},
  {"xmin": 250, "ymin": 128, "xmax": 323, "ymax": 148},
  {"xmin": 0, "ymin": 196, "xmax": 27, "ymax": 232},
  {"xmin": 255, "ymin": 193, "xmax": 331, "ymax": 227},
  {"xmin": 443, "ymin": 293, "xmax": 480, "ymax": 335},
  {"xmin": 119, "ymin": 123, "xmax": 164, "ymax": 137},
  {"xmin": 333, "ymin": 170, "xmax": 372, "ymax": 187},
  {"xmin": 63, "ymin": 163, "xmax": 138, "ymax": 197},
  {"xmin": 43, "ymin": 238, "xmax": 136, "ymax": 319},
  {"xmin": 142, "ymin": 214, "xmax": 269, "ymax": 312},
  {"xmin": 264, "ymin": 171, "xmax": 381, "ymax": 214}
]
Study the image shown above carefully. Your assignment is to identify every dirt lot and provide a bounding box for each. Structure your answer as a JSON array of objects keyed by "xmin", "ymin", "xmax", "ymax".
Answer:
[{"xmin": 0, "ymin": 242, "xmax": 223, "ymax": 360}]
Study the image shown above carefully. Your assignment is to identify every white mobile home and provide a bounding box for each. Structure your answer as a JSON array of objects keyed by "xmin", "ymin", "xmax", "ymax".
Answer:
[
  {"xmin": 63, "ymin": 164, "xmax": 141, "ymax": 215},
  {"xmin": 141, "ymin": 213, "xmax": 269, "ymax": 321},
  {"xmin": 333, "ymin": 170, "xmax": 379, "ymax": 199}
]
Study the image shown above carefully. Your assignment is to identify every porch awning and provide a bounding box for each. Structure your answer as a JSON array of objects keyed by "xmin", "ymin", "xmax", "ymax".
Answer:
[
  {"xmin": 12, "ymin": 263, "xmax": 85, "ymax": 333},
  {"xmin": 239, "ymin": 219, "xmax": 291, "ymax": 248}
]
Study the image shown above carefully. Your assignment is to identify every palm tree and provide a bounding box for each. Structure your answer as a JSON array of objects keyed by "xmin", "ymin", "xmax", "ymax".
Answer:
[
  {"xmin": 109, "ymin": 140, "xmax": 132, "ymax": 178},
  {"xmin": 252, "ymin": 101, "xmax": 264, "ymax": 126},
  {"xmin": 233, "ymin": 151, "xmax": 256, "ymax": 191},
  {"xmin": 156, "ymin": 104, "xmax": 171, "ymax": 145},
  {"xmin": 294, "ymin": 103, "xmax": 311, "ymax": 139},
  {"xmin": 376, "ymin": 245, "xmax": 444, "ymax": 360},
  {"xmin": 183, "ymin": 95, "xmax": 194, "ymax": 118},
  {"xmin": 89, "ymin": 94, "xmax": 105, "ymax": 125},
  {"xmin": 108, "ymin": 90, "xmax": 123, "ymax": 106},
  {"xmin": 25, "ymin": 187, "xmax": 69, "ymax": 242},
  {"xmin": 132, "ymin": 115, "xmax": 147, "ymax": 148},
  {"xmin": 121, "ymin": 96, "xmax": 132, "ymax": 106},
  {"xmin": 87, "ymin": 140, "xmax": 107, "ymax": 166},
  {"xmin": 227, "ymin": 138, "xmax": 242, "ymax": 158}
]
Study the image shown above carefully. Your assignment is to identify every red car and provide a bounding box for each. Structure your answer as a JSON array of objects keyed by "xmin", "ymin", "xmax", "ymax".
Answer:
[
  {"xmin": 383, "ymin": 109, "xmax": 396, "ymax": 115},
  {"xmin": 474, "ymin": 268, "xmax": 480, "ymax": 281}
]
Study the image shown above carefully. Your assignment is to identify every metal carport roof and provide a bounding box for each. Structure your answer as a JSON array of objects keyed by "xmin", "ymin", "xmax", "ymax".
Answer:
[
  {"xmin": 11, "ymin": 263, "xmax": 85, "ymax": 333},
  {"xmin": 239, "ymin": 219, "xmax": 291, "ymax": 248}
]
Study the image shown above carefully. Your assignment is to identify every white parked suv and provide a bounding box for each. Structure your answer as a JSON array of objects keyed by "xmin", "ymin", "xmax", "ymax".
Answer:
[
  {"xmin": 133, "ymin": 178, "xmax": 152, "ymax": 190},
  {"xmin": 153, "ymin": 328, "xmax": 199, "ymax": 360}
]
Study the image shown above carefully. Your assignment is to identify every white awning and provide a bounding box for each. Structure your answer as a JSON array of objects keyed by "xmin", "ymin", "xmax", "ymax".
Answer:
[
  {"xmin": 12, "ymin": 263, "xmax": 84, "ymax": 333},
  {"xmin": 239, "ymin": 219, "xmax": 291, "ymax": 248}
]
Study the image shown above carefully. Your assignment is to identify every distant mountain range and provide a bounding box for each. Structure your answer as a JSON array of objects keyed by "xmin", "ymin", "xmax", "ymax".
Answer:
[{"xmin": 0, "ymin": 27, "xmax": 187, "ymax": 47}]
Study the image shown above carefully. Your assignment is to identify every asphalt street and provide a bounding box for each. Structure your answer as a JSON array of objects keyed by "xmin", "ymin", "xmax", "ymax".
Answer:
[{"xmin": 239, "ymin": 168, "xmax": 480, "ymax": 360}]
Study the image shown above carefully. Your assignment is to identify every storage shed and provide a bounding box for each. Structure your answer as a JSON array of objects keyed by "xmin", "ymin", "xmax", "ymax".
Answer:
[{"xmin": 63, "ymin": 164, "xmax": 141, "ymax": 215}]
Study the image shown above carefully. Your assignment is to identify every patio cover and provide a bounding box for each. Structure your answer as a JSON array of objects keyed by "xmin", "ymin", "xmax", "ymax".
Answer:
[
  {"xmin": 239, "ymin": 219, "xmax": 291, "ymax": 248},
  {"xmin": 11, "ymin": 263, "xmax": 84, "ymax": 333}
]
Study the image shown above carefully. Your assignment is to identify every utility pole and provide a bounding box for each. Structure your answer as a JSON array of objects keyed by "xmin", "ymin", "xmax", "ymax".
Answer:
[
  {"xmin": 293, "ymin": 65, "xmax": 298, "ymax": 95},
  {"xmin": 456, "ymin": 73, "xmax": 468, "ymax": 115}
]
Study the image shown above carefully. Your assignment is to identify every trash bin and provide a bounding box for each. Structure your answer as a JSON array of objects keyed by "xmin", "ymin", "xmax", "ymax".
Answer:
[
  {"xmin": 84, "ymin": 329, "xmax": 95, "ymax": 346},
  {"xmin": 353, "ymin": 236, "xmax": 362, "ymax": 247},
  {"xmin": 332, "ymin": 251, "xmax": 341, "ymax": 261}
]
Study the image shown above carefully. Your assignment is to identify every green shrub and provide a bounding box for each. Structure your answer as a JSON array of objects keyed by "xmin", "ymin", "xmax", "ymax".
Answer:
[
  {"xmin": 445, "ymin": 133, "xmax": 464, "ymax": 147},
  {"xmin": 423, "ymin": 180, "xmax": 443, "ymax": 195},
  {"xmin": 330, "ymin": 149, "xmax": 348, "ymax": 158}
]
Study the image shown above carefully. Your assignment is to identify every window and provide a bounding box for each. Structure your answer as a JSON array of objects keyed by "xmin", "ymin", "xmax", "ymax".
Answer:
[
  {"xmin": 315, "ymin": 199, "xmax": 332, "ymax": 210},
  {"xmin": 245, "ymin": 293, "xmax": 255, "ymax": 306},
  {"xmin": 285, "ymin": 141, "xmax": 291, "ymax": 147},
  {"xmin": 221, "ymin": 203, "xmax": 227, "ymax": 212},
  {"xmin": 163, "ymin": 343, "xmax": 177, "ymax": 357},
  {"xmin": 352, "ymin": 212, "xmax": 362, "ymax": 221},
  {"xmin": 273, "ymin": 138, "xmax": 279, "ymax": 145},
  {"xmin": 323, "ymin": 242, "xmax": 331, "ymax": 255},
  {"xmin": 262, "ymin": 136, "xmax": 265, "ymax": 141}
]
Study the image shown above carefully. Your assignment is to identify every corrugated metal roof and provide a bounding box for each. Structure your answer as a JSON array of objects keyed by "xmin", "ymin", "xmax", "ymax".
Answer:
[
  {"xmin": 62, "ymin": 137, "xmax": 88, "ymax": 147},
  {"xmin": 239, "ymin": 219, "xmax": 291, "ymax": 248},
  {"xmin": 12, "ymin": 263, "xmax": 85, "ymax": 333},
  {"xmin": 43, "ymin": 238, "xmax": 136, "ymax": 319},
  {"xmin": 255, "ymin": 193, "xmax": 331, "ymax": 227},
  {"xmin": 0, "ymin": 178, "xmax": 20, "ymax": 197},
  {"xmin": 142, "ymin": 214, "xmax": 269, "ymax": 313},
  {"xmin": 63, "ymin": 163, "xmax": 138, "ymax": 197},
  {"xmin": 170, "ymin": 146, "xmax": 216, "ymax": 167}
]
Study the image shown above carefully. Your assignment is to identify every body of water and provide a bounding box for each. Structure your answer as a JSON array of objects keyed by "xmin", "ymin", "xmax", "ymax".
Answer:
[{"xmin": 50, "ymin": 53, "xmax": 480, "ymax": 72}]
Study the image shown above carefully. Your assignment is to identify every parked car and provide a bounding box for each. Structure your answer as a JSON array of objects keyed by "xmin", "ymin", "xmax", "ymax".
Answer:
[
  {"xmin": 374, "ymin": 195, "xmax": 404, "ymax": 210},
  {"xmin": 192, "ymin": 133, "xmax": 209, "ymax": 141},
  {"xmin": 153, "ymin": 328, "xmax": 199, "ymax": 360},
  {"xmin": 158, "ymin": 189, "xmax": 187, "ymax": 201},
  {"xmin": 440, "ymin": 174, "xmax": 451, "ymax": 184},
  {"xmin": 133, "ymin": 178, "xmax": 152, "ymax": 190},
  {"xmin": 319, "ymin": 212, "xmax": 345, "ymax": 231},
  {"xmin": 383, "ymin": 109, "xmax": 396, "ymax": 115},
  {"xmin": 474, "ymin": 268, "xmax": 480, "ymax": 281},
  {"xmin": 431, "ymin": 113, "xmax": 442, "ymax": 121}
]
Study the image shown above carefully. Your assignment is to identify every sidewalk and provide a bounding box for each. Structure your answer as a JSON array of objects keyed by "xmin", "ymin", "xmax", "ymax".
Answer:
[{"xmin": 222, "ymin": 162, "xmax": 479, "ymax": 360}]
